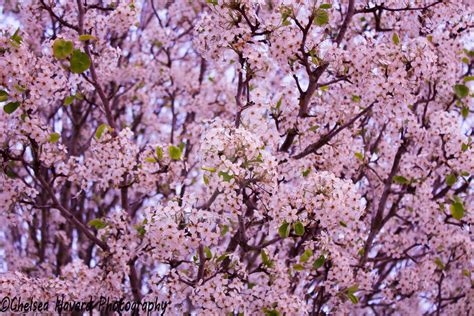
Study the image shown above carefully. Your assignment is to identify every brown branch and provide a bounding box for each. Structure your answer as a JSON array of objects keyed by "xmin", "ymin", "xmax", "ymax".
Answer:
[
  {"xmin": 76, "ymin": 0, "xmax": 118, "ymax": 136},
  {"xmin": 335, "ymin": 0, "xmax": 356, "ymax": 44},
  {"xmin": 40, "ymin": 0, "xmax": 79, "ymax": 32},
  {"xmin": 196, "ymin": 189, "xmax": 220, "ymax": 210},
  {"xmin": 196, "ymin": 244, "xmax": 206, "ymax": 283},
  {"xmin": 355, "ymin": 1, "xmax": 443, "ymax": 14},
  {"xmin": 128, "ymin": 258, "xmax": 142, "ymax": 301},
  {"xmin": 279, "ymin": 0, "xmax": 356, "ymax": 152},
  {"xmin": 36, "ymin": 175, "xmax": 109, "ymax": 251},
  {"xmin": 359, "ymin": 139, "xmax": 408, "ymax": 267},
  {"xmin": 293, "ymin": 102, "xmax": 375, "ymax": 159}
]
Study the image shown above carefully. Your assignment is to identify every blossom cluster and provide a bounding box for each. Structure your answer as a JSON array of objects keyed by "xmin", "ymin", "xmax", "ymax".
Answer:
[{"xmin": 0, "ymin": 0, "xmax": 472, "ymax": 315}]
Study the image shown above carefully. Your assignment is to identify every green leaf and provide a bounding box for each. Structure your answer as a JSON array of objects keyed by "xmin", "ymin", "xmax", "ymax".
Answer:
[
  {"xmin": 293, "ymin": 221, "xmax": 305, "ymax": 236},
  {"xmin": 319, "ymin": 85, "xmax": 329, "ymax": 92},
  {"xmin": 354, "ymin": 152, "xmax": 364, "ymax": 161},
  {"xmin": 282, "ymin": 18, "xmax": 291, "ymax": 26},
  {"xmin": 309, "ymin": 49, "xmax": 319, "ymax": 65},
  {"xmin": 461, "ymin": 106, "xmax": 469, "ymax": 119},
  {"xmin": 216, "ymin": 253, "xmax": 229, "ymax": 262},
  {"xmin": 454, "ymin": 84, "xmax": 469, "ymax": 99},
  {"xmin": 351, "ymin": 95, "xmax": 361, "ymax": 102},
  {"xmin": 313, "ymin": 255, "xmax": 325, "ymax": 269},
  {"xmin": 5, "ymin": 169, "xmax": 16, "ymax": 178},
  {"xmin": 308, "ymin": 125, "xmax": 319, "ymax": 132},
  {"xmin": 168, "ymin": 145, "xmax": 182, "ymax": 160},
  {"xmin": 393, "ymin": 175, "xmax": 409, "ymax": 185},
  {"xmin": 300, "ymin": 248, "xmax": 313, "ymax": 263},
  {"xmin": 263, "ymin": 309, "xmax": 280, "ymax": 316},
  {"xmin": 293, "ymin": 264, "xmax": 304, "ymax": 271},
  {"xmin": 153, "ymin": 40, "xmax": 163, "ymax": 48},
  {"xmin": 281, "ymin": 7, "xmax": 292, "ymax": 26},
  {"xmin": 49, "ymin": 132, "xmax": 61, "ymax": 143},
  {"xmin": 392, "ymin": 33, "xmax": 400, "ymax": 45},
  {"xmin": 201, "ymin": 166, "xmax": 217, "ymax": 172},
  {"xmin": 346, "ymin": 285, "xmax": 359, "ymax": 303},
  {"xmin": 204, "ymin": 246, "xmax": 212, "ymax": 259},
  {"xmin": 319, "ymin": 3, "xmax": 332, "ymax": 9},
  {"xmin": 313, "ymin": 10, "xmax": 328, "ymax": 26},
  {"xmin": 347, "ymin": 285, "xmax": 358, "ymax": 294},
  {"xmin": 78, "ymin": 34, "xmax": 98, "ymax": 42},
  {"xmin": 278, "ymin": 222, "xmax": 290, "ymax": 239},
  {"xmin": 14, "ymin": 84, "xmax": 26, "ymax": 93},
  {"xmin": 52, "ymin": 39, "xmax": 74, "ymax": 60},
  {"xmin": 135, "ymin": 225, "xmax": 146, "ymax": 237},
  {"xmin": 313, "ymin": 9, "xmax": 329, "ymax": 26},
  {"xmin": 450, "ymin": 201, "xmax": 464, "ymax": 220},
  {"xmin": 220, "ymin": 224, "xmax": 229, "ymax": 236},
  {"xmin": 434, "ymin": 258, "xmax": 445, "ymax": 270},
  {"xmin": 276, "ymin": 96, "xmax": 283, "ymax": 111},
  {"xmin": 339, "ymin": 220, "xmax": 348, "ymax": 228},
  {"xmin": 464, "ymin": 76, "xmax": 474, "ymax": 83},
  {"xmin": 155, "ymin": 146, "xmax": 164, "ymax": 160},
  {"xmin": 302, "ymin": 168, "xmax": 311, "ymax": 177},
  {"xmin": 145, "ymin": 157, "xmax": 157, "ymax": 163},
  {"xmin": 445, "ymin": 174, "xmax": 457, "ymax": 187},
  {"xmin": 70, "ymin": 49, "xmax": 91, "ymax": 73},
  {"xmin": 0, "ymin": 90, "xmax": 9, "ymax": 102},
  {"xmin": 206, "ymin": 0, "xmax": 218, "ymax": 5},
  {"xmin": 203, "ymin": 174, "xmax": 209, "ymax": 185},
  {"xmin": 465, "ymin": 49, "xmax": 474, "ymax": 58},
  {"xmin": 461, "ymin": 143, "xmax": 469, "ymax": 152},
  {"xmin": 88, "ymin": 218, "xmax": 107, "ymax": 230},
  {"xmin": 3, "ymin": 101, "xmax": 20, "ymax": 114},
  {"xmin": 95, "ymin": 123, "xmax": 109, "ymax": 139},
  {"xmin": 134, "ymin": 219, "xmax": 147, "ymax": 237},
  {"xmin": 261, "ymin": 250, "xmax": 273, "ymax": 267},
  {"xmin": 10, "ymin": 28, "xmax": 22, "ymax": 47},
  {"xmin": 218, "ymin": 171, "xmax": 234, "ymax": 182},
  {"xmin": 347, "ymin": 293, "xmax": 359, "ymax": 304},
  {"xmin": 63, "ymin": 95, "xmax": 75, "ymax": 106},
  {"xmin": 460, "ymin": 171, "xmax": 470, "ymax": 177}
]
